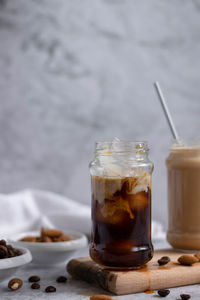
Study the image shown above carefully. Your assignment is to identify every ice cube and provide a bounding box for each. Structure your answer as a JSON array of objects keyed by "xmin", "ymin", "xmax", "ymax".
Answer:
[
  {"xmin": 125, "ymin": 173, "xmax": 151, "ymax": 194},
  {"xmin": 92, "ymin": 176, "xmax": 123, "ymax": 204},
  {"xmin": 129, "ymin": 191, "xmax": 149, "ymax": 210},
  {"xmin": 99, "ymin": 197, "xmax": 134, "ymax": 224}
]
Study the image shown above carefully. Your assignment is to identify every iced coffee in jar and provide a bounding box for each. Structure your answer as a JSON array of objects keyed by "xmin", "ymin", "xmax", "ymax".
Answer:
[
  {"xmin": 89, "ymin": 140, "xmax": 154, "ymax": 269},
  {"xmin": 166, "ymin": 139, "xmax": 200, "ymax": 250}
]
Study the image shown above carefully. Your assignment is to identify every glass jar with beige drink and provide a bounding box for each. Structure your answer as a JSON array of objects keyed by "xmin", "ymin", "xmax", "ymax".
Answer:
[
  {"xmin": 167, "ymin": 139, "xmax": 200, "ymax": 250},
  {"xmin": 89, "ymin": 140, "xmax": 154, "ymax": 269}
]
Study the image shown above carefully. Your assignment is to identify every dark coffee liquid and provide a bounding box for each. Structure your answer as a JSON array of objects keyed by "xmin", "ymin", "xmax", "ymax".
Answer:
[{"xmin": 90, "ymin": 176, "xmax": 153, "ymax": 268}]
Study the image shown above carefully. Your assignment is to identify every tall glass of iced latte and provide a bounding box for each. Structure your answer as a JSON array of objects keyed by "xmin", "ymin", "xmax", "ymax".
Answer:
[
  {"xmin": 89, "ymin": 140, "xmax": 154, "ymax": 269},
  {"xmin": 166, "ymin": 139, "xmax": 200, "ymax": 250}
]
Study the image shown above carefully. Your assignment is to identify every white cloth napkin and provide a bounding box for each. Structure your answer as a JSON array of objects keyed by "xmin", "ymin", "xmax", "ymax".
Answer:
[{"xmin": 0, "ymin": 189, "xmax": 165, "ymax": 240}]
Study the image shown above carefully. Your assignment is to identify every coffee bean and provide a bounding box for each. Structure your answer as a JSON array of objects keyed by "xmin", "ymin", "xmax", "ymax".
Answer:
[
  {"xmin": 31, "ymin": 283, "xmax": 40, "ymax": 289},
  {"xmin": 8, "ymin": 278, "xmax": 23, "ymax": 291},
  {"xmin": 7, "ymin": 245, "xmax": 15, "ymax": 257},
  {"xmin": 0, "ymin": 242, "xmax": 22, "ymax": 259},
  {"xmin": 45, "ymin": 286, "xmax": 56, "ymax": 293},
  {"xmin": 0, "ymin": 245, "xmax": 8, "ymax": 258},
  {"xmin": 0, "ymin": 239, "xmax": 6, "ymax": 246},
  {"xmin": 13, "ymin": 249, "xmax": 22, "ymax": 256},
  {"xmin": 7, "ymin": 245, "xmax": 22, "ymax": 257},
  {"xmin": 180, "ymin": 294, "xmax": 191, "ymax": 300},
  {"xmin": 28, "ymin": 276, "xmax": 40, "ymax": 282},
  {"xmin": 7, "ymin": 245, "xmax": 14, "ymax": 251},
  {"xmin": 56, "ymin": 276, "xmax": 67, "ymax": 283},
  {"xmin": 158, "ymin": 256, "xmax": 170, "ymax": 266},
  {"xmin": 158, "ymin": 289, "xmax": 170, "ymax": 297}
]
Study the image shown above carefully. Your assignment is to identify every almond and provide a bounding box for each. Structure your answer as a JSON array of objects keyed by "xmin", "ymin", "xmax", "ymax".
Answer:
[
  {"xmin": 90, "ymin": 295, "xmax": 114, "ymax": 300},
  {"xmin": 41, "ymin": 228, "xmax": 62, "ymax": 238},
  {"xmin": 53, "ymin": 234, "xmax": 71, "ymax": 242},
  {"xmin": 20, "ymin": 228, "xmax": 72, "ymax": 243},
  {"xmin": 194, "ymin": 252, "xmax": 200, "ymax": 261},
  {"xmin": 36, "ymin": 237, "xmax": 43, "ymax": 242},
  {"xmin": 20, "ymin": 236, "xmax": 36, "ymax": 242},
  {"xmin": 42, "ymin": 236, "xmax": 52, "ymax": 243},
  {"xmin": 178, "ymin": 255, "xmax": 198, "ymax": 265}
]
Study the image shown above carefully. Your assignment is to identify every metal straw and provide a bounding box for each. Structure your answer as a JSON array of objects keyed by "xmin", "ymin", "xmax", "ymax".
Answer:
[{"xmin": 154, "ymin": 81, "xmax": 179, "ymax": 142}]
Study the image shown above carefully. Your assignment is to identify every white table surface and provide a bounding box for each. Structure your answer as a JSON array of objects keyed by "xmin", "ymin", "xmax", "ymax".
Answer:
[{"xmin": 1, "ymin": 240, "xmax": 200, "ymax": 300}]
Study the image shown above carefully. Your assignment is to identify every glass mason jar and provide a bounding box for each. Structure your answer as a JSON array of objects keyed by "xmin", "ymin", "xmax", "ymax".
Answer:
[
  {"xmin": 89, "ymin": 140, "xmax": 154, "ymax": 269},
  {"xmin": 166, "ymin": 139, "xmax": 200, "ymax": 250}
]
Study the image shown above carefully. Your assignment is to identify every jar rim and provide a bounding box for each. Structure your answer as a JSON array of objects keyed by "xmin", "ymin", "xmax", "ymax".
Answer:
[{"xmin": 95, "ymin": 140, "xmax": 148, "ymax": 154}]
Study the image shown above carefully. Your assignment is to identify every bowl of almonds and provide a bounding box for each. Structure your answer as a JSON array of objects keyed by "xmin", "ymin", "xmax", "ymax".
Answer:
[{"xmin": 8, "ymin": 228, "xmax": 87, "ymax": 265}]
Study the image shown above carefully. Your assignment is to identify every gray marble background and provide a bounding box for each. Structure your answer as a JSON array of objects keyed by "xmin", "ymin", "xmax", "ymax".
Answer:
[{"xmin": 0, "ymin": 0, "xmax": 199, "ymax": 228}]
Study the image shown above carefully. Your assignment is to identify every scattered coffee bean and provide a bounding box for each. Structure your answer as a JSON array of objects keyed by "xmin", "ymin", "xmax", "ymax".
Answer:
[
  {"xmin": 8, "ymin": 278, "xmax": 23, "ymax": 291},
  {"xmin": 180, "ymin": 294, "xmax": 191, "ymax": 300},
  {"xmin": 158, "ymin": 256, "xmax": 170, "ymax": 266},
  {"xmin": 28, "ymin": 276, "xmax": 40, "ymax": 282},
  {"xmin": 178, "ymin": 255, "xmax": 198, "ymax": 266},
  {"xmin": 45, "ymin": 286, "xmax": 56, "ymax": 293},
  {"xmin": 31, "ymin": 283, "xmax": 40, "ymax": 289},
  {"xmin": 56, "ymin": 276, "xmax": 67, "ymax": 283},
  {"xmin": 157, "ymin": 289, "xmax": 170, "ymax": 297}
]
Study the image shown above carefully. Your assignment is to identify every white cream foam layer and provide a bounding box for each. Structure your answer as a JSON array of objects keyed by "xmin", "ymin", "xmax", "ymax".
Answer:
[{"xmin": 92, "ymin": 173, "xmax": 151, "ymax": 205}]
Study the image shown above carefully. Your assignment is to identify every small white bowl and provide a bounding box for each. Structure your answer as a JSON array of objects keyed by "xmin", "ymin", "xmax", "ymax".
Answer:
[
  {"xmin": 0, "ymin": 247, "xmax": 32, "ymax": 282},
  {"xmin": 9, "ymin": 231, "xmax": 88, "ymax": 265}
]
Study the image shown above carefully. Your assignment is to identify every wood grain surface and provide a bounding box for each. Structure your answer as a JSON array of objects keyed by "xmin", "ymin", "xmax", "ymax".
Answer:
[{"xmin": 67, "ymin": 249, "xmax": 200, "ymax": 295}]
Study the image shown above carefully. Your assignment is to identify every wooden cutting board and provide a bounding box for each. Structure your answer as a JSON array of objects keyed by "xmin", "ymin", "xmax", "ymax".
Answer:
[{"xmin": 67, "ymin": 249, "xmax": 200, "ymax": 295}]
